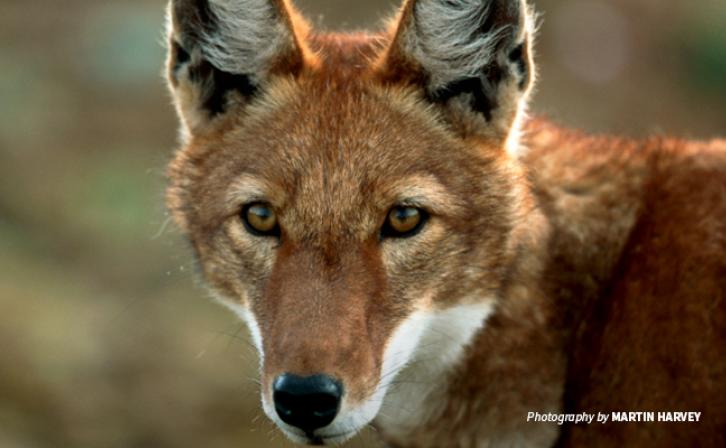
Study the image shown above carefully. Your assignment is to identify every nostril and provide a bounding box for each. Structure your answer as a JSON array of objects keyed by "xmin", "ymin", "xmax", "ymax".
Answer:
[{"xmin": 272, "ymin": 374, "xmax": 343, "ymax": 433}]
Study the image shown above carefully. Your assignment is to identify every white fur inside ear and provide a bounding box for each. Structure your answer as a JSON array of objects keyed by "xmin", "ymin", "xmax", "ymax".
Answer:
[
  {"xmin": 409, "ymin": 0, "xmax": 508, "ymax": 91},
  {"xmin": 401, "ymin": 0, "xmax": 537, "ymax": 147},
  {"xmin": 199, "ymin": 0, "xmax": 291, "ymax": 79}
]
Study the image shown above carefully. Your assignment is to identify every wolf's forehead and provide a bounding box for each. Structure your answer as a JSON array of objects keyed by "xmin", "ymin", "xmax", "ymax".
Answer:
[
  {"xmin": 261, "ymin": 148, "xmax": 463, "ymax": 243},
  {"xmin": 254, "ymin": 84, "xmax": 428, "ymax": 192},
  {"xmin": 228, "ymin": 81, "xmax": 467, "ymax": 236},
  {"xmin": 273, "ymin": 145, "xmax": 392, "ymax": 238}
]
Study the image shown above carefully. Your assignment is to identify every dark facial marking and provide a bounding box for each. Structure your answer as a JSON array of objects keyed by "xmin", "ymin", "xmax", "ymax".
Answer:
[
  {"xmin": 170, "ymin": 41, "xmax": 191, "ymax": 83},
  {"xmin": 186, "ymin": 59, "xmax": 258, "ymax": 116},
  {"xmin": 173, "ymin": 0, "xmax": 259, "ymax": 116},
  {"xmin": 429, "ymin": 75, "xmax": 499, "ymax": 121},
  {"xmin": 508, "ymin": 43, "xmax": 528, "ymax": 90}
]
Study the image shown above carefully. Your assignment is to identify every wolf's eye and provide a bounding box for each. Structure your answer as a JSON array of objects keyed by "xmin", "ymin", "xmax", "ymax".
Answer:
[
  {"xmin": 241, "ymin": 203, "xmax": 280, "ymax": 237},
  {"xmin": 382, "ymin": 206, "xmax": 427, "ymax": 238}
]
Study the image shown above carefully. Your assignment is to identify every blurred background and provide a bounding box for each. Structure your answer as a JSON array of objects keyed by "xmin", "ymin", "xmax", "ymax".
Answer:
[{"xmin": 0, "ymin": 0, "xmax": 724, "ymax": 447}]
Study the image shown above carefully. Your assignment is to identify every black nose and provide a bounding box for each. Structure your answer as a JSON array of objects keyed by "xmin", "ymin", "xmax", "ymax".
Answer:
[{"xmin": 273, "ymin": 374, "xmax": 343, "ymax": 433}]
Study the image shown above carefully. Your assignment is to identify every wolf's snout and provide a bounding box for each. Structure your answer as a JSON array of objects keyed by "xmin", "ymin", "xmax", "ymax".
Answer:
[{"xmin": 273, "ymin": 374, "xmax": 343, "ymax": 433}]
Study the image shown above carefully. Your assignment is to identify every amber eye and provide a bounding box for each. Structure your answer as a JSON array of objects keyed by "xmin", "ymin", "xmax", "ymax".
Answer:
[
  {"xmin": 382, "ymin": 206, "xmax": 428, "ymax": 238},
  {"xmin": 241, "ymin": 202, "xmax": 280, "ymax": 237}
]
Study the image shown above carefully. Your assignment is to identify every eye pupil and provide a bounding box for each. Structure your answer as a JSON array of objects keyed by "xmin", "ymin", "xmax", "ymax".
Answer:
[
  {"xmin": 250, "ymin": 205, "xmax": 272, "ymax": 221},
  {"xmin": 383, "ymin": 206, "xmax": 426, "ymax": 238},
  {"xmin": 242, "ymin": 203, "xmax": 279, "ymax": 236}
]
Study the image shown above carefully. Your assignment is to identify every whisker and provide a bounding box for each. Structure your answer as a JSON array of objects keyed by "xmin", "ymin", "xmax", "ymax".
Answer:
[{"xmin": 150, "ymin": 215, "xmax": 173, "ymax": 240}]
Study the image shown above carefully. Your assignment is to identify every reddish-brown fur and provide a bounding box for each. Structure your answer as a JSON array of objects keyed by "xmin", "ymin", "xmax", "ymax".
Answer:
[
  {"xmin": 526, "ymin": 123, "xmax": 726, "ymax": 447},
  {"xmin": 165, "ymin": 1, "xmax": 726, "ymax": 446}
]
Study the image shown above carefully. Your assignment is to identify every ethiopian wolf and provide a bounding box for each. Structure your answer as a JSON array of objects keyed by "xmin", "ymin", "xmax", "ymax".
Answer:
[{"xmin": 163, "ymin": 0, "xmax": 726, "ymax": 446}]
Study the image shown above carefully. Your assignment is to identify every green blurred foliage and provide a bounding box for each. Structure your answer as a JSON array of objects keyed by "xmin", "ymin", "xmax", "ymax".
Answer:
[{"xmin": 682, "ymin": 25, "xmax": 726, "ymax": 94}]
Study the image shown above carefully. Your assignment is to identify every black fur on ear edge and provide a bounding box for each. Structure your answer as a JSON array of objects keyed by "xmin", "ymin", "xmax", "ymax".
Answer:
[
  {"xmin": 392, "ymin": 0, "xmax": 534, "ymax": 124},
  {"xmin": 428, "ymin": 65, "xmax": 505, "ymax": 122},
  {"xmin": 166, "ymin": 0, "xmax": 304, "ymax": 125},
  {"xmin": 170, "ymin": 39, "xmax": 259, "ymax": 117}
]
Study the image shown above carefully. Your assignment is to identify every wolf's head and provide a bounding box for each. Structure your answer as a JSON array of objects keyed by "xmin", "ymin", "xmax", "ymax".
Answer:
[{"xmin": 165, "ymin": 0, "xmax": 538, "ymax": 444}]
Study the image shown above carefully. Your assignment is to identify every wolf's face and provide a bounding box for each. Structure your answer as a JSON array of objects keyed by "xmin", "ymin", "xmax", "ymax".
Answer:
[
  {"xmin": 166, "ymin": 0, "xmax": 535, "ymax": 444},
  {"xmin": 168, "ymin": 79, "xmax": 526, "ymax": 442}
]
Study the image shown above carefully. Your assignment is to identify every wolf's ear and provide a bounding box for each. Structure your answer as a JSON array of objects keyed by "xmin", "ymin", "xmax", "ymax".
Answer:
[
  {"xmin": 166, "ymin": 0, "xmax": 308, "ymax": 136},
  {"xmin": 380, "ymin": 0, "xmax": 535, "ymax": 150}
]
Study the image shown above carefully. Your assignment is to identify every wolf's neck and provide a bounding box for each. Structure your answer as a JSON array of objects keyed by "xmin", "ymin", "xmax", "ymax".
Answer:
[
  {"xmin": 522, "ymin": 120, "xmax": 650, "ymax": 341},
  {"xmin": 374, "ymin": 277, "xmax": 565, "ymax": 447}
]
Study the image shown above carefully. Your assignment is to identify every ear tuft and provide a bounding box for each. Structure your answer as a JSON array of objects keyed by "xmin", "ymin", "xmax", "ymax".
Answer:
[
  {"xmin": 380, "ymin": 0, "xmax": 536, "ymax": 150},
  {"xmin": 173, "ymin": 0, "xmax": 300, "ymax": 80},
  {"xmin": 166, "ymin": 0, "xmax": 306, "ymax": 135},
  {"xmin": 409, "ymin": 0, "xmax": 513, "ymax": 92}
]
